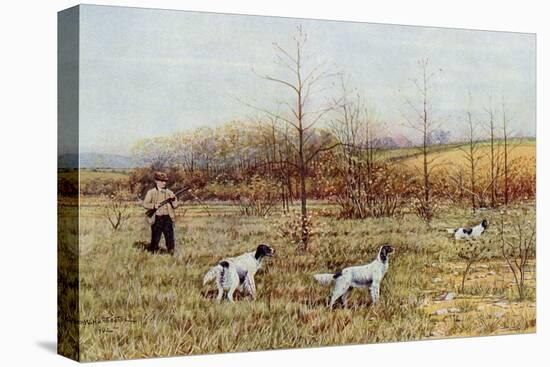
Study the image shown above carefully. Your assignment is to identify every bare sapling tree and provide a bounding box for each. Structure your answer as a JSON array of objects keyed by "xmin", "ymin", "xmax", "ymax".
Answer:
[
  {"xmin": 484, "ymin": 98, "xmax": 502, "ymax": 208},
  {"xmin": 500, "ymin": 98, "xmax": 522, "ymax": 206},
  {"xmin": 499, "ymin": 210, "xmax": 536, "ymax": 300},
  {"xmin": 103, "ymin": 190, "xmax": 132, "ymax": 231},
  {"xmin": 459, "ymin": 92, "xmax": 482, "ymax": 212},
  {"xmin": 402, "ymin": 58, "xmax": 442, "ymax": 224},
  {"xmin": 502, "ymin": 100, "xmax": 510, "ymax": 206},
  {"xmin": 456, "ymin": 238, "xmax": 492, "ymax": 293},
  {"xmin": 250, "ymin": 25, "xmax": 340, "ymax": 249}
]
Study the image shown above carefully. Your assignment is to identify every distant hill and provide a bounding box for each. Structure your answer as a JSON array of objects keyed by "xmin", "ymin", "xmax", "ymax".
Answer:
[{"xmin": 58, "ymin": 153, "xmax": 137, "ymax": 169}]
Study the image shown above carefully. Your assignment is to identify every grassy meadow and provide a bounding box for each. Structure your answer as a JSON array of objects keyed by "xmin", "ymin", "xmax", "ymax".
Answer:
[{"xmin": 63, "ymin": 199, "xmax": 535, "ymax": 361}]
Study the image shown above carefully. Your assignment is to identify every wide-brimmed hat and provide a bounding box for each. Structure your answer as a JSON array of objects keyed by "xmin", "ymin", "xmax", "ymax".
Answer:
[{"xmin": 154, "ymin": 171, "xmax": 168, "ymax": 181}]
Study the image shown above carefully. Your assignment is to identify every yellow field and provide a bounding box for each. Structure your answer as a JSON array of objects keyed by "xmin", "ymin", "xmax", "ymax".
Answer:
[{"xmin": 400, "ymin": 143, "xmax": 535, "ymax": 173}]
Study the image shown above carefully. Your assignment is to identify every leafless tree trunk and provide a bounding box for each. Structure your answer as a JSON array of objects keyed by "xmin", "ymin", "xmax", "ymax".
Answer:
[
  {"xmin": 502, "ymin": 99, "xmax": 510, "ymax": 206},
  {"xmin": 403, "ymin": 58, "xmax": 441, "ymax": 223},
  {"xmin": 485, "ymin": 100, "xmax": 501, "ymax": 208},
  {"xmin": 460, "ymin": 92, "xmax": 481, "ymax": 212},
  {"xmin": 249, "ymin": 26, "xmax": 340, "ymax": 249}
]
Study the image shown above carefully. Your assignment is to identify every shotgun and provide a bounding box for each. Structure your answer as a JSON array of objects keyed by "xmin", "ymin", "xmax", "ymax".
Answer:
[{"xmin": 144, "ymin": 186, "xmax": 191, "ymax": 225}]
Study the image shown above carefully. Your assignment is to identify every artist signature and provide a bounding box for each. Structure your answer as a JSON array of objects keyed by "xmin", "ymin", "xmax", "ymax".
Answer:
[{"xmin": 61, "ymin": 314, "xmax": 137, "ymax": 333}]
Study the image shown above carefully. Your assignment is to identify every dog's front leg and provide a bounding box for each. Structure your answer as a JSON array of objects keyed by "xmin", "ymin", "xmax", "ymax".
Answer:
[
  {"xmin": 244, "ymin": 275, "xmax": 257, "ymax": 300},
  {"xmin": 370, "ymin": 284, "xmax": 380, "ymax": 304}
]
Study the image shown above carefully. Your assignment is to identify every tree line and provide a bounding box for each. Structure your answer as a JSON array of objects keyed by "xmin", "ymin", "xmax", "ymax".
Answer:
[{"xmin": 66, "ymin": 26, "xmax": 535, "ymax": 250}]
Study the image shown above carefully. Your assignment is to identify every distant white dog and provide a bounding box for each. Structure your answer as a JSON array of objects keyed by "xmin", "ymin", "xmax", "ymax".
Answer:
[
  {"xmin": 447, "ymin": 219, "xmax": 488, "ymax": 240},
  {"xmin": 313, "ymin": 245, "xmax": 395, "ymax": 308},
  {"xmin": 203, "ymin": 244, "xmax": 274, "ymax": 302}
]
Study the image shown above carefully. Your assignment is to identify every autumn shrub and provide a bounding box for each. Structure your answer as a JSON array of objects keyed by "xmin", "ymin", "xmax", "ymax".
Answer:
[
  {"xmin": 81, "ymin": 178, "xmax": 127, "ymax": 196},
  {"xmin": 410, "ymin": 194, "xmax": 439, "ymax": 225},
  {"xmin": 275, "ymin": 209, "xmax": 325, "ymax": 249},
  {"xmin": 232, "ymin": 175, "xmax": 279, "ymax": 216},
  {"xmin": 334, "ymin": 163, "xmax": 414, "ymax": 219}
]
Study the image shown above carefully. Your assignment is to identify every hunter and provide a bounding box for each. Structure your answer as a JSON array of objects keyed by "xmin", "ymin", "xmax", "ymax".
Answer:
[{"xmin": 142, "ymin": 171, "xmax": 178, "ymax": 254}]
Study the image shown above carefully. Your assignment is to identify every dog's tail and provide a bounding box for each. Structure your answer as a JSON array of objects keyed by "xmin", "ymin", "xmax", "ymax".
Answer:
[
  {"xmin": 203, "ymin": 261, "xmax": 225, "ymax": 285},
  {"xmin": 313, "ymin": 273, "xmax": 337, "ymax": 285}
]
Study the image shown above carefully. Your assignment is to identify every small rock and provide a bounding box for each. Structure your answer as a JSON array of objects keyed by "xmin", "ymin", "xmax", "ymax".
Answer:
[
  {"xmin": 479, "ymin": 264, "xmax": 489, "ymax": 269},
  {"xmin": 488, "ymin": 271, "xmax": 496, "ymax": 275},
  {"xmin": 452, "ymin": 271, "xmax": 459, "ymax": 276},
  {"xmin": 433, "ymin": 309, "xmax": 448, "ymax": 316},
  {"xmin": 430, "ymin": 330, "xmax": 446, "ymax": 337},
  {"xmin": 449, "ymin": 307, "xmax": 461, "ymax": 313},
  {"xmin": 493, "ymin": 312, "xmax": 505, "ymax": 319},
  {"xmin": 444, "ymin": 292, "xmax": 456, "ymax": 301},
  {"xmin": 432, "ymin": 277, "xmax": 442, "ymax": 283}
]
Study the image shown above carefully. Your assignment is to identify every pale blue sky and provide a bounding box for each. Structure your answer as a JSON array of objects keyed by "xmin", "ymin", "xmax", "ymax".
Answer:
[{"xmin": 79, "ymin": 5, "xmax": 536, "ymax": 154}]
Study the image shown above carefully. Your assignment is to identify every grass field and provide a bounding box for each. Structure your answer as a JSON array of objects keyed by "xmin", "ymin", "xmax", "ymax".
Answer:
[
  {"xmin": 59, "ymin": 200, "xmax": 535, "ymax": 361},
  {"xmin": 58, "ymin": 169, "xmax": 129, "ymax": 185}
]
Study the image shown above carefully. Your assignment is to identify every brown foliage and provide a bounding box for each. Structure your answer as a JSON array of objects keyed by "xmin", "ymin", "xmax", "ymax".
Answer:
[
  {"xmin": 233, "ymin": 175, "xmax": 279, "ymax": 216},
  {"xmin": 333, "ymin": 162, "xmax": 416, "ymax": 219}
]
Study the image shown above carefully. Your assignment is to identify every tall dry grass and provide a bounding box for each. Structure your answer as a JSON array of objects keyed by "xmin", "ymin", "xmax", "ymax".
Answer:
[{"xmin": 58, "ymin": 202, "xmax": 536, "ymax": 361}]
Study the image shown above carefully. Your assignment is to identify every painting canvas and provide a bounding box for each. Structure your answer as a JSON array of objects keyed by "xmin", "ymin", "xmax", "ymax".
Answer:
[{"xmin": 58, "ymin": 4, "xmax": 536, "ymax": 362}]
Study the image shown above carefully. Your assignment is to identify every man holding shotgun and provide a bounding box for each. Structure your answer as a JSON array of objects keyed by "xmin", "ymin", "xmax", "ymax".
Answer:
[{"xmin": 143, "ymin": 172, "xmax": 178, "ymax": 254}]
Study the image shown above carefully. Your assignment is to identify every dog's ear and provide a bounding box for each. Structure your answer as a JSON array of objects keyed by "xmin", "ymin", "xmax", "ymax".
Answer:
[
  {"xmin": 379, "ymin": 247, "xmax": 387, "ymax": 262},
  {"xmin": 379, "ymin": 245, "xmax": 389, "ymax": 261},
  {"xmin": 379, "ymin": 244, "xmax": 394, "ymax": 261}
]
